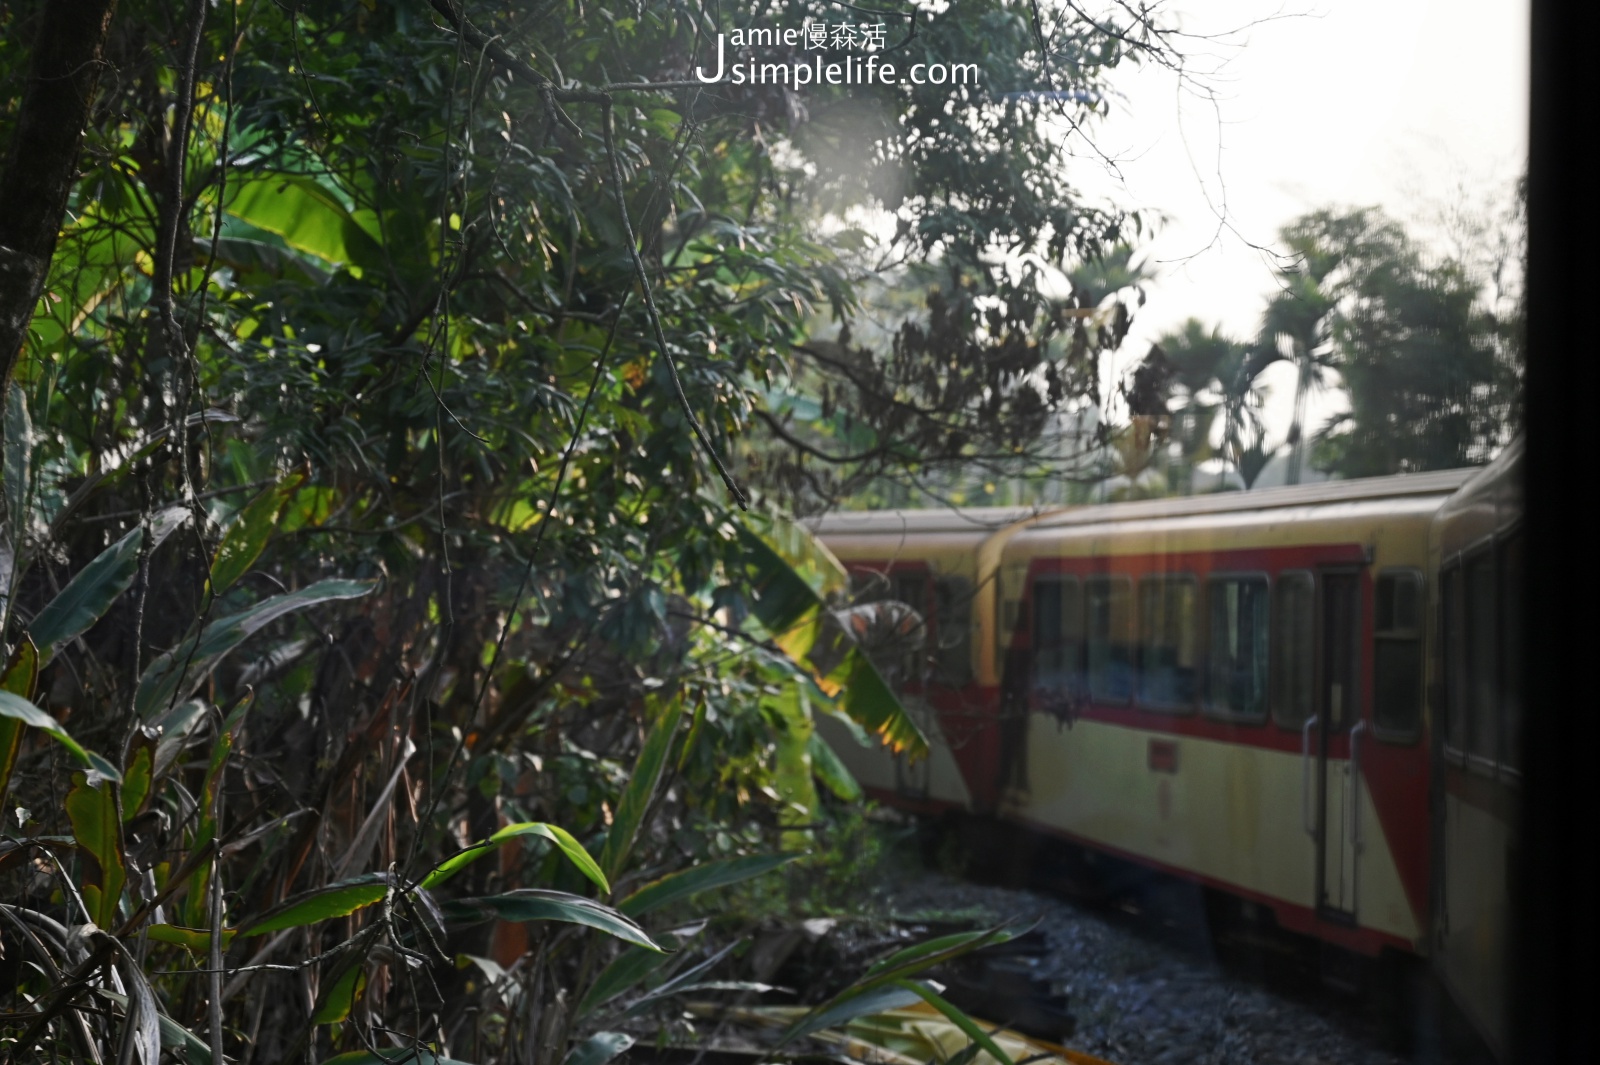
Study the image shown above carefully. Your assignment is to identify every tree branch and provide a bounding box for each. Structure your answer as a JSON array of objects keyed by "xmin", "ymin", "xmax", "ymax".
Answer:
[{"xmin": 0, "ymin": 0, "xmax": 121, "ymax": 388}]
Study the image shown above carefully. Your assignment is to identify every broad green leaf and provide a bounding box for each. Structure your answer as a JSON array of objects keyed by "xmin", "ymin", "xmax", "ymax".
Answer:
[
  {"xmin": 738, "ymin": 520, "xmax": 927, "ymax": 758},
  {"xmin": 28, "ymin": 211, "xmax": 153, "ymax": 360},
  {"xmin": 145, "ymin": 924, "xmax": 236, "ymax": 952},
  {"xmin": 780, "ymin": 982, "xmax": 925, "ymax": 1045},
  {"xmin": 677, "ymin": 696, "xmax": 708, "ymax": 771},
  {"xmin": 66, "ymin": 771, "xmax": 126, "ymax": 928},
  {"xmin": 809, "ymin": 731, "xmax": 863, "ymax": 802},
  {"xmin": 209, "ymin": 472, "xmax": 306, "ymax": 594},
  {"xmin": 0, "ymin": 638, "xmax": 38, "ymax": 803},
  {"xmin": 151, "ymin": 699, "xmax": 209, "ymax": 779},
  {"xmin": 183, "ymin": 694, "xmax": 250, "ymax": 927},
  {"xmin": 577, "ymin": 922, "xmax": 707, "ymax": 1018},
  {"xmin": 312, "ymin": 961, "xmax": 367, "ymax": 1024},
  {"xmin": 29, "ymin": 525, "xmax": 144, "ymax": 660},
  {"xmin": 4, "ymin": 384, "xmax": 30, "ymax": 545},
  {"xmin": 767, "ymin": 681, "xmax": 819, "ymax": 848},
  {"xmin": 564, "ymin": 1032, "xmax": 634, "ymax": 1065},
  {"xmin": 239, "ymin": 873, "xmax": 390, "ymax": 936},
  {"xmin": 744, "ymin": 511, "xmax": 851, "ymax": 600},
  {"xmin": 0, "ymin": 636, "xmax": 37, "ymax": 697},
  {"xmin": 577, "ymin": 945, "xmax": 673, "ymax": 1017},
  {"xmin": 30, "ymin": 508, "xmax": 193, "ymax": 662},
  {"xmin": 863, "ymin": 926, "xmax": 1022, "ymax": 979},
  {"xmin": 121, "ymin": 745, "xmax": 153, "ymax": 822},
  {"xmin": 421, "ymin": 821, "xmax": 607, "ymax": 894},
  {"xmin": 739, "ymin": 527, "xmax": 826, "ymax": 661},
  {"xmin": 783, "ymin": 923, "xmax": 1029, "ymax": 1047},
  {"xmin": 225, "ymin": 173, "xmax": 385, "ymax": 273},
  {"xmin": 448, "ymin": 889, "xmax": 660, "ymax": 952},
  {"xmin": 0, "ymin": 690, "xmax": 121, "ymax": 782},
  {"xmin": 837, "ymin": 649, "xmax": 927, "ymax": 758},
  {"xmin": 617, "ymin": 853, "xmax": 800, "ymax": 918},
  {"xmin": 135, "ymin": 578, "xmax": 378, "ymax": 718},
  {"xmin": 616, "ymin": 940, "xmax": 741, "ymax": 1017},
  {"xmin": 893, "ymin": 979, "xmax": 1017, "ymax": 1065},
  {"xmin": 598, "ymin": 695, "xmax": 685, "ymax": 881}
]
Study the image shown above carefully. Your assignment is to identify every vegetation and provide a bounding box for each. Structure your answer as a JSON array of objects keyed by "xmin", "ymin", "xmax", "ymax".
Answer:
[
  {"xmin": 0, "ymin": 0, "xmax": 1191, "ymax": 1061},
  {"xmin": 1116, "ymin": 194, "xmax": 1526, "ymax": 496}
]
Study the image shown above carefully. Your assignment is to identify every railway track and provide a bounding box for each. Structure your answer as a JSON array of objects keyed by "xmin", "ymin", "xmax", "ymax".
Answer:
[{"xmin": 893, "ymin": 814, "xmax": 1498, "ymax": 1065}]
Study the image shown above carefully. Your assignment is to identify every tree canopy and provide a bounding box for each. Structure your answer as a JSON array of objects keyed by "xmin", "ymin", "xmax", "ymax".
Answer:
[{"xmin": 0, "ymin": 0, "xmax": 1188, "ymax": 1059}]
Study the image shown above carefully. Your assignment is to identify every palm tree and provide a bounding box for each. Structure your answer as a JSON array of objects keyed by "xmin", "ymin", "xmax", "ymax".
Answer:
[{"xmin": 1148, "ymin": 319, "xmax": 1277, "ymax": 491}]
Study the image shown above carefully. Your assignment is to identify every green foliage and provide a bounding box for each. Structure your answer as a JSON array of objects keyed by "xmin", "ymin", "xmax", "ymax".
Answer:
[
  {"xmin": 0, "ymin": 637, "xmax": 38, "ymax": 800},
  {"xmin": 64, "ymin": 771, "xmax": 126, "ymax": 927},
  {"xmin": 740, "ymin": 522, "xmax": 928, "ymax": 758},
  {"xmin": 207, "ymin": 472, "xmax": 305, "ymax": 594},
  {"xmin": 779, "ymin": 921, "xmax": 1029, "ymax": 1048},
  {"xmin": 25, "ymin": 524, "xmax": 146, "ymax": 658},
  {"xmin": 0, "ymin": 0, "xmax": 1179, "ymax": 1058},
  {"xmin": 238, "ymin": 874, "xmax": 393, "ymax": 937},
  {"xmin": 0, "ymin": 689, "xmax": 120, "ymax": 783},
  {"xmin": 133, "ymin": 578, "xmax": 379, "ymax": 717},
  {"xmin": 422, "ymin": 821, "xmax": 608, "ymax": 893},
  {"xmin": 618, "ymin": 852, "xmax": 800, "ymax": 918},
  {"xmin": 1275, "ymin": 207, "xmax": 1523, "ymax": 476},
  {"xmin": 445, "ymin": 889, "xmax": 660, "ymax": 952},
  {"xmin": 598, "ymin": 694, "xmax": 686, "ymax": 881}
]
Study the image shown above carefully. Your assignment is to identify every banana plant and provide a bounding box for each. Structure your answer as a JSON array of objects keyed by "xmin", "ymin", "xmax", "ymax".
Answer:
[{"xmin": 729, "ymin": 511, "xmax": 926, "ymax": 845}]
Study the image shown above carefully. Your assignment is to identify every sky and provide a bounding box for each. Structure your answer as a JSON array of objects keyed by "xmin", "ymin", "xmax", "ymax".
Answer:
[{"xmin": 1062, "ymin": 0, "xmax": 1530, "ymax": 441}]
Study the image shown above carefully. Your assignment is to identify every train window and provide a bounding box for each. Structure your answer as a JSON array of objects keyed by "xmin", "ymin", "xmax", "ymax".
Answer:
[
  {"xmin": 873, "ymin": 571, "xmax": 927, "ymax": 685},
  {"xmin": 1499, "ymin": 531, "xmax": 1523, "ymax": 773},
  {"xmin": 1271, "ymin": 571, "xmax": 1315, "ymax": 727},
  {"xmin": 1465, "ymin": 552, "xmax": 1497, "ymax": 764},
  {"xmin": 933, "ymin": 575, "xmax": 974, "ymax": 687},
  {"xmin": 1086, "ymin": 576, "xmax": 1134, "ymax": 704},
  {"xmin": 1138, "ymin": 576, "xmax": 1199, "ymax": 709},
  {"xmin": 850, "ymin": 568, "xmax": 890, "ymax": 601},
  {"xmin": 1031, "ymin": 576, "xmax": 1083, "ymax": 696},
  {"xmin": 894, "ymin": 572, "xmax": 928, "ymax": 616},
  {"xmin": 1442, "ymin": 564, "xmax": 1467, "ymax": 754},
  {"xmin": 1205, "ymin": 576, "xmax": 1270, "ymax": 722},
  {"xmin": 1373, "ymin": 569, "xmax": 1425, "ymax": 738}
]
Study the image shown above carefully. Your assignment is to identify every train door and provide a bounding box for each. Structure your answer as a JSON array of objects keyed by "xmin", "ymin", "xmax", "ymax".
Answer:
[{"xmin": 1317, "ymin": 570, "xmax": 1362, "ymax": 919}]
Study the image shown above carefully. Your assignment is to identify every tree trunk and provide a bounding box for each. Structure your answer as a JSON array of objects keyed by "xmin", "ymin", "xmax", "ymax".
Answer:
[{"xmin": 0, "ymin": 0, "xmax": 121, "ymax": 389}]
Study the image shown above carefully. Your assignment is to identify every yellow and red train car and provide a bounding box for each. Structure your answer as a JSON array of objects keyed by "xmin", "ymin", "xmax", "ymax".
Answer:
[
  {"xmin": 1428, "ymin": 437, "xmax": 1523, "ymax": 1059},
  {"xmin": 811, "ymin": 448, "xmax": 1521, "ymax": 1057}
]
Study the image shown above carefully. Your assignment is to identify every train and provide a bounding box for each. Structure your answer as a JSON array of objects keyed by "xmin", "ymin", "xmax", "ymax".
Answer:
[{"xmin": 807, "ymin": 437, "xmax": 1523, "ymax": 1060}]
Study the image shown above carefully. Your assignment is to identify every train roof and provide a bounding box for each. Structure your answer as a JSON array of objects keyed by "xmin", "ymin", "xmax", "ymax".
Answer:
[
  {"xmin": 1433, "ymin": 437, "xmax": 1522, "ymax": 553},
  {"xmin": 806, "ymin": 467, "xmax": 1478, "ymax": 542},
  {"xmin": 1019, "ymin": 466, "xmax": 1475, "ymax": 532},
  {"xmin": 805, "ymin": 505, "xmax": 1048, "ymax": 537}
]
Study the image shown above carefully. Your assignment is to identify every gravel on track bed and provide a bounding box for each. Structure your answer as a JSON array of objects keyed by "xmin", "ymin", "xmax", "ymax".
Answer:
[{"xmin": 882, "ymin": 870, "xmax": 1464, "ymax": 1065}]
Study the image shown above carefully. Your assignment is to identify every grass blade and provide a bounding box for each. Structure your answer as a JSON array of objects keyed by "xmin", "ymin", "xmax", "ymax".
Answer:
[{"xmin": 617, "ymin": 852, "xmax": 799, "ymax": 918}]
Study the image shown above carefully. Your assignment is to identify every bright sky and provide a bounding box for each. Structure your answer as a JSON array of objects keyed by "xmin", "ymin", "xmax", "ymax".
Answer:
[{"xmin": 1069, "ymin": 0, "xmax": 1530, "ymax": 441}]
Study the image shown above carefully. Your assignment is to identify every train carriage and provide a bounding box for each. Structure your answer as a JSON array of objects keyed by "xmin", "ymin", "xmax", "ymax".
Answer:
[
  {"xmin": 1428, "ymin": 437, "xmax": 1523, "ymax": 1059},
  {"xmin": 810, "ymin": 505, "xmax": 1043, "ymax": 813},
  {"xmin": 809, "ymin": 448, "xmax": 1523, "ymax": 1061},
  {"xmin": 993, "ymin": 471, "xmax": 1473, "ymax": 959},
  {"xmin": 813, "ymin": 472, "xmax": 1475, "ymax": 954}
]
